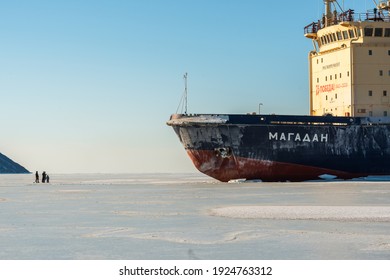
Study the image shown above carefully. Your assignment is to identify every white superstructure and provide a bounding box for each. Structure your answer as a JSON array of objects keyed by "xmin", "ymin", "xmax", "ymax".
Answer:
[{"xmin": 305, "ymin": 0, "xmax": 390, "ymax": 117}]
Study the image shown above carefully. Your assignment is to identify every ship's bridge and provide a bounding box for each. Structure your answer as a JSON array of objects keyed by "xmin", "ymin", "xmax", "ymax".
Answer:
[{"xmin": 314, "ymin": 20, "xmax": 390, "ymax": 53}]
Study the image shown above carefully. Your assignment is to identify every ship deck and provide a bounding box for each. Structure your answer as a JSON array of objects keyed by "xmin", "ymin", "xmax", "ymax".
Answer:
[{"xmin": 168, "ymin": 114, "xmax": 390, "ymax": 126}]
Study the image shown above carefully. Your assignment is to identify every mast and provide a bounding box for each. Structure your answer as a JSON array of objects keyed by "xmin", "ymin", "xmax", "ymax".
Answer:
[
  {"xmin": 184, "ymin": 72, "xmax": 188, "ymax": 114},
  {"xmin": 175, "ymin": 72, "xmax": 189, "ymax": 115},
  {"xmin": 324, "ymin": 0, "xmax": 337, "ymax": 27}
]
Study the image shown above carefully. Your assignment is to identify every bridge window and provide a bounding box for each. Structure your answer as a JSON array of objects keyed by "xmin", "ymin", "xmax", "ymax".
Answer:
[
  {"xmin": 369, "ymin": 50, "xmax": 373, "ymax": 55},
  {"xmin": 349, "ymin": 29, "xmax": 355, "ymax": 38},
  {"xmin": 385, "ymin": 28, "xmax": 390, "ymax": 37},
  {"xmin": 337, "ymin": 31, "xmax": 343, "ymax": 40},
  {"xmin": 364, "ymin": 27, "xmax": 374, "ymax": 36},
  {"xmin": 343, "ymin": 30, "xmax": 349, "ymax": 39},
  {"xmin": 383, "ymin": 90, "xmax": 387, "ymax": 96},
  {"xmin": 375, "ymin": 28, "xmax": 383, "ymax": 37},
  {"xmin": 369, "ymin": 90, "xmax": 373, "ymax": 96}
]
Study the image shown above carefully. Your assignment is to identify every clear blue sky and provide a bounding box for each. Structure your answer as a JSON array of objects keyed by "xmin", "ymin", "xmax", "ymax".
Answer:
[{"xmin": 0, "ymin": 0, "xmax": 371, "ymax": 173}]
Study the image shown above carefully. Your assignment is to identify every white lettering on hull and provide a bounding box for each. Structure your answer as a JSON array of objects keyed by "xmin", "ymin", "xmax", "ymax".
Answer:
[{"xmin": 269, "ymin": 132, "xmax": 328, "ymax": 142}]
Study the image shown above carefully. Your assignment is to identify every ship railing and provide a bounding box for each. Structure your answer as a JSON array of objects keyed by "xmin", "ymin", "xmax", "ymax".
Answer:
[
  {"xmin": 359, "ymin": 11, "xmax": 390, "ymax": 22},
  {"xmin": 304, "ymin": 22, "xmax": 320, "ymax": 35},
  {"xmin": 341, "ymin": 10, "xmax": 390, "ymax": 22},
  {"xmin": 339, "ymin": 9, "xmax": 356, "ymax": 23},
  {"xmin": 268, "ymin": 121, "xmax": 351, "ymax": 126},
  {"xmin": 304, "ymin": 9, "xmax": 390, "ymax": 35},
  {"xmin": 304, "ymin": 10, "xmax": 356, "ymax": 35},
  {"xmin": 252, "ymin": 115, "xmax": 359, "ymax": 126}
]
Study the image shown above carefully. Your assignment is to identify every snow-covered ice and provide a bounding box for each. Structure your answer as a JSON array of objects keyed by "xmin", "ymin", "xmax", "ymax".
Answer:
[
  {"xmin": 1, "ymin": 173, "xmax": 390, "ymax": 259},
  {"xmin": 210, "ymin": 206, "xmax": 390, "ymax": 221}
]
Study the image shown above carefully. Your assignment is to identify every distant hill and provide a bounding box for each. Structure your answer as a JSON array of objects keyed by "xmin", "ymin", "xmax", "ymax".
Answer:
[{"xmin": 0, "ymin": 153, "xmax": 30, "ymax": 174}]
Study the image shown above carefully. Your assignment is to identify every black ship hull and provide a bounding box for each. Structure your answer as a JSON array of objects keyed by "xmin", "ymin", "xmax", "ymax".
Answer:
[{"xmin": 167, "ymin": 114, "xmax": 390, "ymax": 182}]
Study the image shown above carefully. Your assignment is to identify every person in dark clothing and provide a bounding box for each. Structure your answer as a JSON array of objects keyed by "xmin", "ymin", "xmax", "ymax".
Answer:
[
  {"xmin": 42, "ymin": 171, "xmax": 46, "ymax": 183},
  {"xmin": 35, "ymin": 171, "xmax": 39, "ymax": 183},
  {"xmin": 46, "ymin": 174, "xmax": 50, "ymax": 183}
]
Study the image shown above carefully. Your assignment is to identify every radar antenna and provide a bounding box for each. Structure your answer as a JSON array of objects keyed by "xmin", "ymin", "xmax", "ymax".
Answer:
[{"xmin": 375, "ymin": 0, "xmax": 390, "ymax": 10}]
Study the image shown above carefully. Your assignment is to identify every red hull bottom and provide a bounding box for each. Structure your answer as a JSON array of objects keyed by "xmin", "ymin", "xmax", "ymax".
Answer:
[{"xmin": 187, "ymin": 149, "xmax": 365, "ymax": 182}]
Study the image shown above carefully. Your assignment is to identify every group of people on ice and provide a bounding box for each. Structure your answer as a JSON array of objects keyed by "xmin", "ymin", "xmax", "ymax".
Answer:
[{"xmin": 35, "ymin": 171, "xmax": 50, "ymax": 183}]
